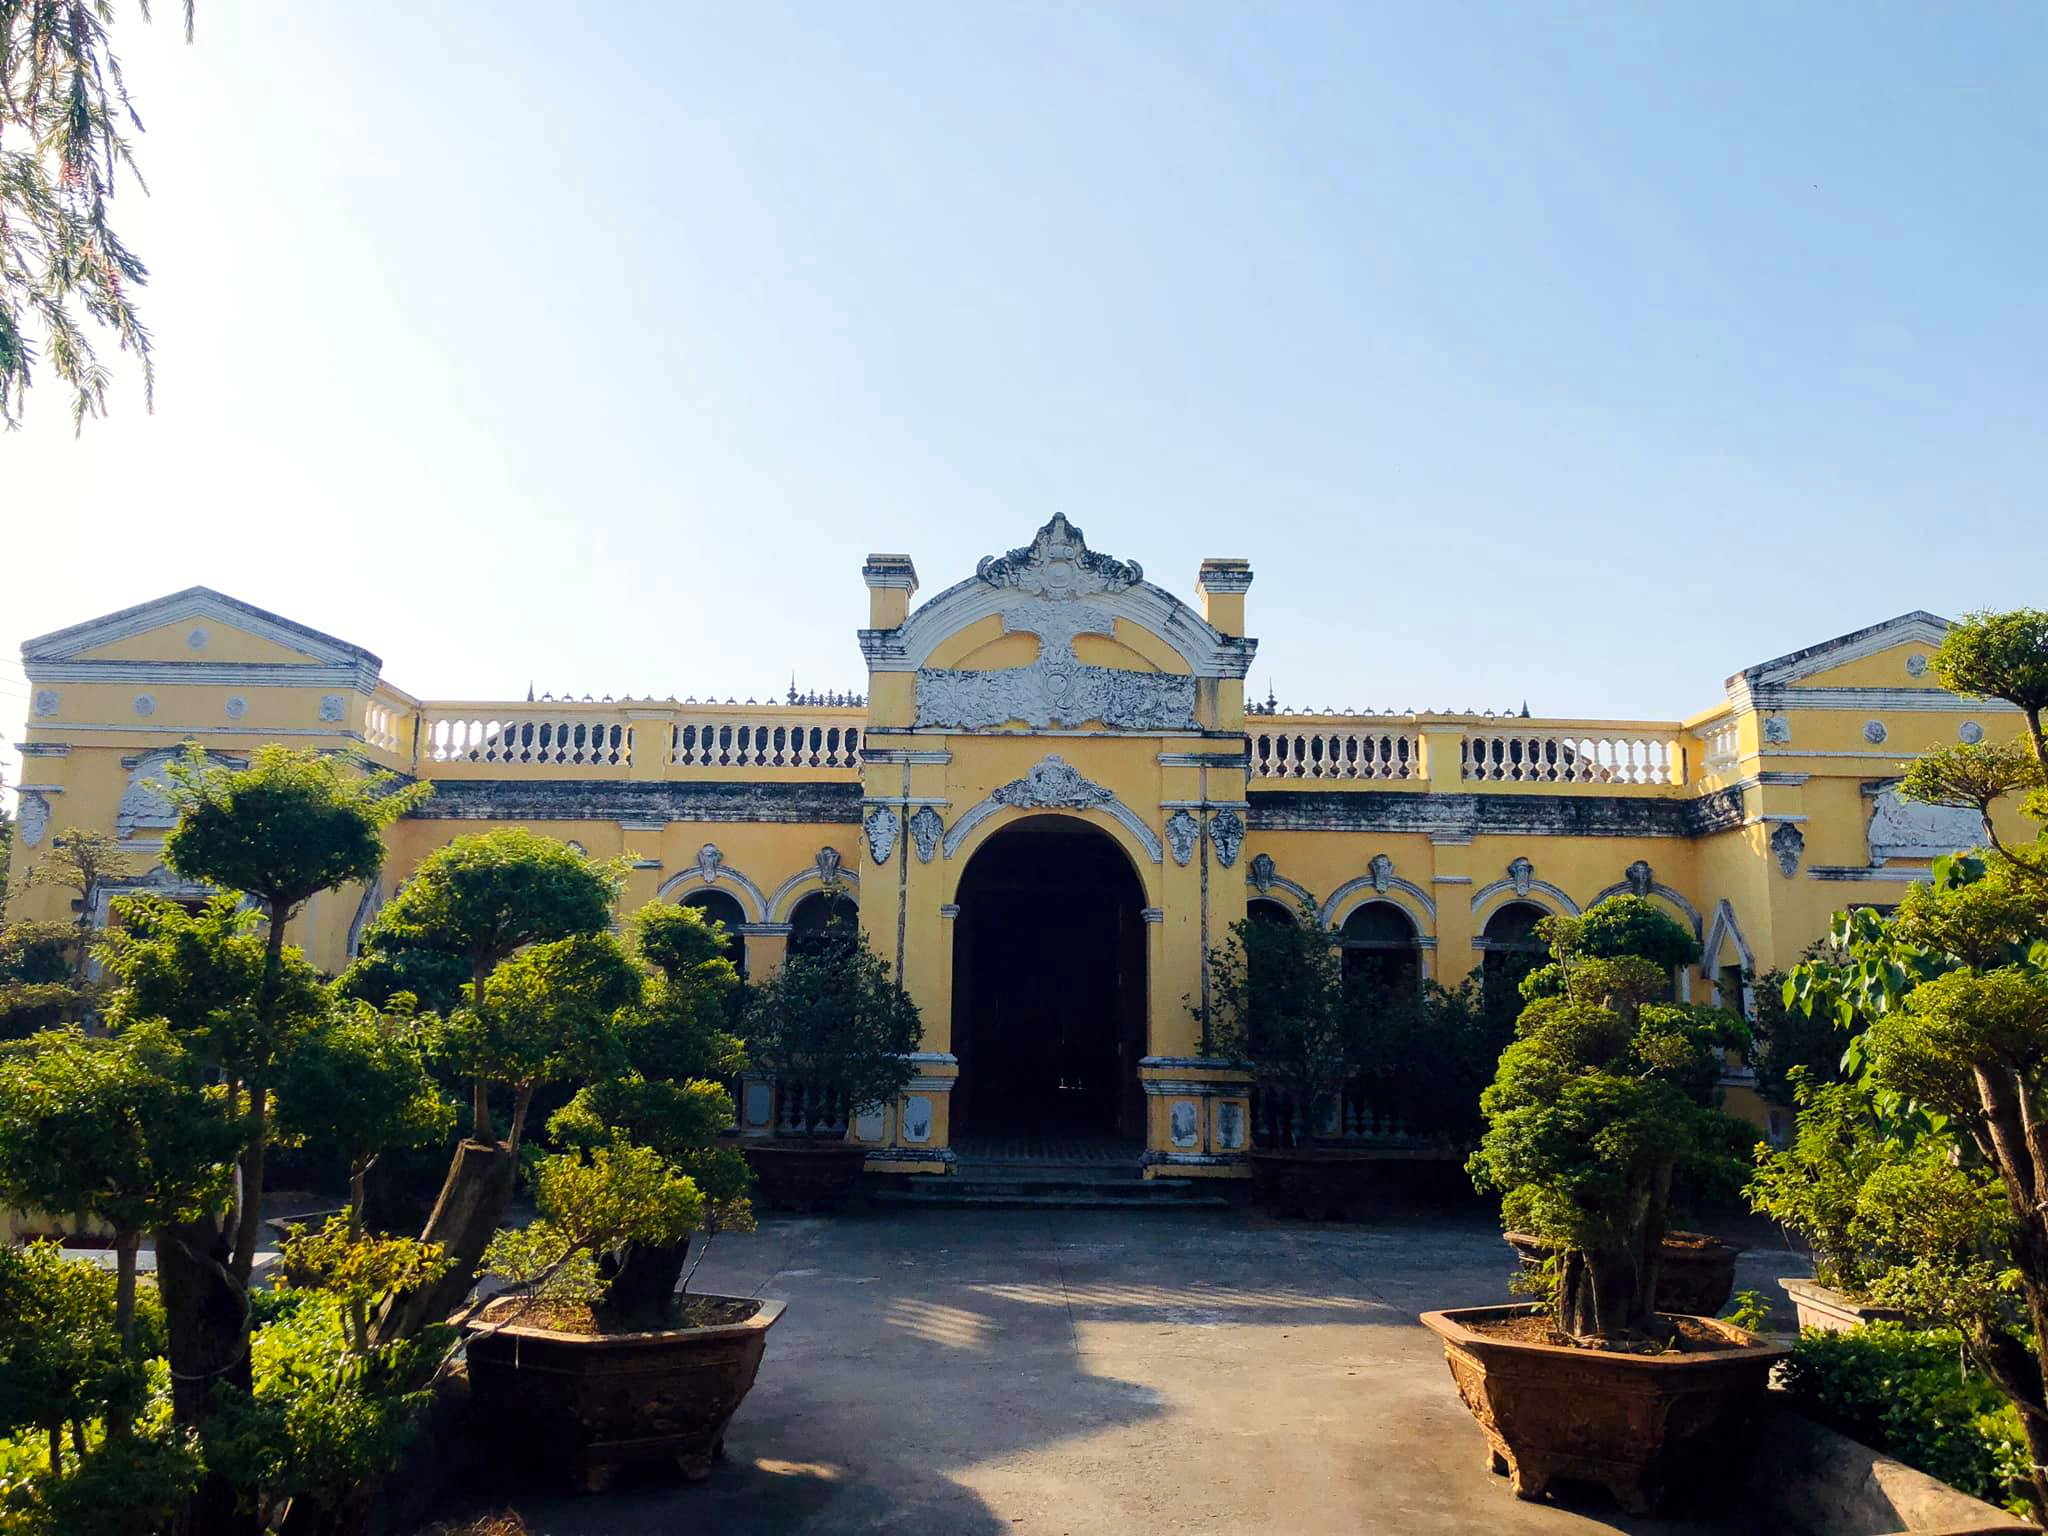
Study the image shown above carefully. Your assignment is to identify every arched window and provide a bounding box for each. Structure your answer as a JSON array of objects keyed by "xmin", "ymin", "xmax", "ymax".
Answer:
[
  {"xmin": 1337, "ymin": 901, "xmax": 1421, "ymax": 998},
  {"xmin": 788, "ymin": 891, "xmax": 859, "ymax": 959},
  {"xmin": 1246, "ymin": 898, "xmax": 1297, "ymax": 929},
  {"xmin": 1480, "ymin": 900, "xmax": 1549, "ymax": 1005},
  {"xmin": 681, "ymin": 888, "xmax": 748, "ymax": 980}
]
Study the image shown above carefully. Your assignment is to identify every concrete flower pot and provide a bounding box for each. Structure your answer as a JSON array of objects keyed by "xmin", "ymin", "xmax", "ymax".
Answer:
[
  {"xmin": 1780, "ymin": 1275, "xmax": 1909, "ymax": 1334},
  {"xmin": 466, "ymin": 1295, "xmax": 783, "ymax": 1492},
  {"xmin": 1504, "ymin": 1230, "xmax": 1746, "ymax": 1318},
  {"xmin": 742, "ymin": 1141, "xmax": 869, "ymax": 1212},
  {"xmin": 1420, "ymin": 1302, "xmax": 1788, "ymax": 1515}
]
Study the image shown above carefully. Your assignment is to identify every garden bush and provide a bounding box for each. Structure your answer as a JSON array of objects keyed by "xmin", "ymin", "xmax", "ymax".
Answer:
[{"xmin": 1780, "ymin": 1323, "xmax": 2031, "ymax": 1517}]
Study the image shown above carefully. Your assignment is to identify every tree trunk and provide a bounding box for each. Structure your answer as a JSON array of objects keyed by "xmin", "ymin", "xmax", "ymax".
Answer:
[
  {"xmin": 469, "ymin": 957, "xmax": 493, "ymax": 1141},
  {"xmin": 595, "ymin": 1237, "xmax": 691, "ymax": 1332},
  {"xmin": 1557, "ymin": 1174, "xmax": 1666, "ymax": 1342},
  {"xmin": 374, "ymin": 1137, "xmax": 515, "ymax": 1345},
  {"xmin": 157, "ymin": 1213, "xmax": 259, "ymax": 1536},
  {"xmin": 113, "ymin": 1228, "xmax": 140, "ymax": 1347}
]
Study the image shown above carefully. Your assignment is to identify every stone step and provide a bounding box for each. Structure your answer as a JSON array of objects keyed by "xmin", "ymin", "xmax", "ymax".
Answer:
[
  {"xmin": 872, "ymin": 1184, "xmax": 1231, "ymax": 1211},
  {"xmin": 949, "ymin": 1163, "xmax": 1150, "ymax": 1185}
]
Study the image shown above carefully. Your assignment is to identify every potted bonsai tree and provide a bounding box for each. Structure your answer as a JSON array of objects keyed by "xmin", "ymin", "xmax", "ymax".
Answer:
[
  {"xmin": 741, "ymin": 920, "xmax": 921, "ymax": 1211},
  {"xmin": 1429, "ymin": 895, "xmax": 1785, "ymax": 1515},
  {"xmin": 465, "ymin": 904, "xmax": 777, "ymax": 1492},
  {"xmin": 1205, "ymin": 897, "xmax": 1375, "ymax": 1218}
]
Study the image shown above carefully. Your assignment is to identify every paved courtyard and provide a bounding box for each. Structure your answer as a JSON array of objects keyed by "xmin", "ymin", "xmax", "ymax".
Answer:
[{"xmin": 475, "ymin": 1205, "xmax": 1808, "ymax": 1535}]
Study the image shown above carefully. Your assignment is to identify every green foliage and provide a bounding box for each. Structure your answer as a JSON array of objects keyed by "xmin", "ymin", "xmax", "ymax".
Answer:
[
  {"xmin": 0, "ymin": 0, "xmax": 196, "ymax": 429},
  {"xmin": 1781, "ymin": 1324, "xmax": 2032, "ymax": 1518},
  {"xmin": 1205, "ymin": 897, "xmax": 1367, "ymax": 1130},
  {"xmin": 0, "ymin": 923, "xmax": 88, "ymax": 1038},
  {"xmin": 1748, "ymin": 1070, "xmax": 1891, "ymax": 1293},
  {"xmin": 745, "ymin": 922, "xmax": 921, "ymax": 1124},
  {"xmin": 1721, "ymin": 1289, "xmax": 1773, "ymax": 1334},
  {"xmin": 204, "ymin": 1291, "xmax": 449, "ymax": 1528},
  {"xmin": 1362, "ymin": 969, "xmax": 1513, "ymax": 1148},
  {"xmin": 1746, "ymin": 966, "xmax": 1850, "ymax": 1102},
  {"xmin": 2, "ymin": 1426, "xmax": 204, "ymax": 1536},
  {"xmin": 0, "ymin": 1021, "xmax": 241, "ymax": 1249},
  {"xmin": 0, "ymin": 1244, "xmax": 138, "ymax": 1441},
  {"xmin": 276, "ymin": 1216, "xmax": 449, "ymax": 1352},
  {"xmin": 160, "ymin": 746, "xmax": 428, "ymax": 921},
  {"xmin": 274, "ymin": 999, "xmax": 453, "ymax": 1181},
  {"xmin": 334, "ymin": 934, "xmax": 470, "ymax": 1017},
  {"xmin": 453, "ymin": 931, "xmax": 640, "ymax": 1100},
  {"xmin": 532, "ymin": 1144, "xmax": 702, "ymax": 1254},
  {"xmin": 366, "ymin": 828, "xmax": 620, "ymax": 977},
  {"xmin": 1932, "ymin": 609, "xmax": 2048, "ymax": 722},
  {"xmin": 477, "ymin": 1225, "xmax": 603, "ymax": 1310},
  {"xmin": 1469, "ymin": 896, "xmax": 1748, "ymax": 1339}
]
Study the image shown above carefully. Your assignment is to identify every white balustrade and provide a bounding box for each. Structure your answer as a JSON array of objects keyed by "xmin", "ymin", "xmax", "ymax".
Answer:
[
  {"xmin": 1250, "ymin": 724, "xmax": 1417, "ymax": 782},
  {"xmin": 1700, "ymin": 719, "xmax": 1740, "ymax": 773},
  {"xmin": 421, "ymin": 714, "xmax": 633, "ymax": 768},
  {"xmin": 364, "ymin": 702, "xmax": 402, "ymax": 753},
  {"xmin": 1461, "ymin": 729, "xmax": 1681, "ymax": 786},
  {"xmin": 671, "ymin": 716, "xmax": 862, "ymax": 771}
]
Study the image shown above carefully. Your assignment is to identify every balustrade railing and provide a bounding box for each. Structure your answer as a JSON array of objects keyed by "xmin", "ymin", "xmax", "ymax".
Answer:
[
  {"xmin": 1699, "ymin": 718, "xmax": 1740, "ymax": 773},
  {"xmin": 1250, "ymin": 1082, "xmax": 1431, "ymax": 1150},
  {"xmin": 1250, "ymin": 724, "xmax": 1417, "ymax": 781},
  {"xmin": 364, "ymin": 702, "xmax": 402, "ymax": 753},
  {"xmin": 421, "ymin": 713, "xmax": 633, "ymax": 768},
  {"xmin": 1460, "ymin": 728, "xmax": 1681, "ymax": 787},
  {"xmin": 671, "ymin": 716, "xmax": 861, "ymax": 771},
  {"xmin": 770, "ymin": 1077, "xmax": 851, "ymax": 1139}
]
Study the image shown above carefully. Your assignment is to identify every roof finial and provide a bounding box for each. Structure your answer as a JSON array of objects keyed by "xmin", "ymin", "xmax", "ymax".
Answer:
[{"xmin": 526, "ymin": 680, "xmax": 535, "ymax": 703}]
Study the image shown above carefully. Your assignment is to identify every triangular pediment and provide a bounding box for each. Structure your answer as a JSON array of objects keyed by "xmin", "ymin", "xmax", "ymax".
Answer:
[
  {"xmin": 22, "ymin": 588, "xmax": 381, "ymax": 672},
  {"xmin": 1728, "ymin": 612, "xmax": 1951, "ymax": 693}
]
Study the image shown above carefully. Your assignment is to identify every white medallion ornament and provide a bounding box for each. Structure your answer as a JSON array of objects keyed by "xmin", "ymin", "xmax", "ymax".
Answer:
[
  {"xmin": 1208, "ymin": 809, "xmax": 1245, "ymax": 869},
  {"xmin": 865, "ymin": 807, "xmax": 900, "ymax": 865},
  {"xmin": 909, "ymin": 806, "xmax": 943, "ymax": 863},
  {"xmin": 319, "ymin": 694, "xmax": 347, "ymax": 723},
  {"xmin": 1165, "ymin": 809, "xmax": 1199, "ymax": 866}
]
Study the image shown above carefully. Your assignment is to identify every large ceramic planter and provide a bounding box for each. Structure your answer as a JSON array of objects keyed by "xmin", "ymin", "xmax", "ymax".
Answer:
[
  {"xmin": 466, "ymin": 1294, "xmax": 783, "ymax": 1492},
  {"xmin": 1247, "ymin": 1147, "xmax": 1388, "ymax": 1220},
  {"xmin": 743, "ymin": 1140, "xmax": 870, "ymax": 1212},
  {"xmin": 1420, "ymin": 1303, "xmax": 1788, "ymax": 1514},
  {"xmin": 1504, "ymin": 1230, "xmax": 1746, "ymax": 1318},
  {"xmin": 1780, "ymin": 1275, "xmax": 1908, "ymax": 1334}
]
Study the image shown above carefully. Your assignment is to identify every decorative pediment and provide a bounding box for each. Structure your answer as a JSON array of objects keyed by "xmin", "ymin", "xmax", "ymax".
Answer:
[
  {"xmin": 22, "ymin": 587, "xmax": 383, "ymax": 689},
  {"xmin": 976, "ymin": 514, "xmax": 1142, "ymax": 598}
]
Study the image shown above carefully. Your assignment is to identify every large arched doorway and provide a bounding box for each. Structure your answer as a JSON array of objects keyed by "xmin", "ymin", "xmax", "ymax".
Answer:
[{"xmin": 951, "ymin": 815, "xmax": 1147, "ymax": 1141}]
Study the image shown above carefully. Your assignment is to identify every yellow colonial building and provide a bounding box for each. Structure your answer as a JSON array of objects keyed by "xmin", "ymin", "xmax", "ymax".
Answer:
[{"xmin": 5, "ymin": 517, "xmax": 2029, "ymax": 1177}]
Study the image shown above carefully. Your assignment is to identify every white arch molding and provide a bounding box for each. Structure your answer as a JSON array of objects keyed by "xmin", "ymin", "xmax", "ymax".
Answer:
[
  {"xmin": 766, "ymin": 865, "xmax": 862, "ymax": 924},
  {"xmin": 1470, "ymin": 879, "xmax": 1580, "ymax": 923},
  {"xmin": 656, "ymin": 863, "xmax": 770, "ymax": 924},
  {"xmin": 1320, "ymin": 875, "xmax": 1438, "ymax": 933},
  {"xmin": 941, "ymin": 757, "xmax": 1164, "ymax": 865},
  {"xmin": 1587, "ymin": 872, "xmax": 1703, "ymax": 940}
]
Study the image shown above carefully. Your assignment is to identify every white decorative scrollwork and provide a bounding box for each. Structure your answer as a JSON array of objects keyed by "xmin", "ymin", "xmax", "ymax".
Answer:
[
  {"xmin": 1165, "ymin": 809, "xmax": 1199, "ymax": 866},
  {"xmin": 32, "ymin": 690, "xmax": 59, "ymax": 718},
  {"xmin": 914, "ymin": 514, "xmax": 1195, "ymax": 731},
  {"xmin": 1868, "ymin": 785, "xmax": 1982, "ymax": 865},
  {"xmin": 909, "ymin": 806, "xmax": 943, "ymax": 863},
  {"xmin": 991, "ymin": 755, "xmax": 1115, "ymax": 812},
  {"xmin": 865, "ymin": 807, "xmax": 900, "ymax": 865},
  {"xmin": 1248, "ymin": 851, "xmax": 1276, "ymax": 894},
  {"xmin": 696, "ymin": 843, "xmax": 723, "ymax": 882},
  {"xmin": 1508, "ymin": 857, "xmax": 1534, "ymax": 897},
  {"xmin": 816, "ymin": 845, "xmax": 843, "ymax": 886},
  {"xmin": 18, "ymin": 792, "xmax": 50, "ymax": 849},
  {"xmin": 1368, "ymin": 853, "xmax": 1394, "ymax": 895},
  {"xmin": 319, "ymin": 694, "xmax": 347, "ymax": 724},
  {"xmin": 1770, "ymin": 822, "xmax": 1805, "ymax": 880},
  {"xmin": 1208, "ymin": 809, "xmax": 1245, "ymax": 868}
]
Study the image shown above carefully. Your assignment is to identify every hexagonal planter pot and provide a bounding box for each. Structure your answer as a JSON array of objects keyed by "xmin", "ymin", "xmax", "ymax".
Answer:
[
  {"xmin": 466, "ymin": 1295, "xmax": 783, "ymax": 1492},
  {"xmin": 1504, "ymin": 1230, "xmax": 1746, "ymax": 1319},
  {"xmin": 1420, "ymin": 1303, "xmax": 1788, "ymax": 1515}
]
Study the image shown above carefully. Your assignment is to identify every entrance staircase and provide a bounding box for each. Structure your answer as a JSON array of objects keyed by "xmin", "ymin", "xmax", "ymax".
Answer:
[{"xmin": 873, "ymin": 1136, "xmax": 1232, "ymax": 1211}]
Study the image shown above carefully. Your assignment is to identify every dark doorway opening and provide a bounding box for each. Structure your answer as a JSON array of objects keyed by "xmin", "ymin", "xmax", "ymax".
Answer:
[{"xmin": 951, "ymin": 815, "xmax": 1147, "ymax": 1140}]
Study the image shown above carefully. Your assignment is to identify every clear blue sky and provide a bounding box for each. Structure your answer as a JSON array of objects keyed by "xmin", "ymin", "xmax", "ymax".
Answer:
[{"xmin": 4, "ymin": 2, "xmax": 2044, "ymax": 796}]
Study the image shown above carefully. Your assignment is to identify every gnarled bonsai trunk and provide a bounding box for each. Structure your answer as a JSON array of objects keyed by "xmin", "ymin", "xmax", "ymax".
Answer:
[
  {"xmin": 595, "ymin": 1236, "xmax": 692, "ymax": 1332},
  {"xmin": 1557, "ymin": 1166, "xmax": 1669, "ymax": 1343},
  {"xmin": 376, "ymin": 1138, "xmax": 516, "ymax": 1344},
  {"xmin": 157, "ymin": 1213, "xmax": 258, "ymax": 1536}
]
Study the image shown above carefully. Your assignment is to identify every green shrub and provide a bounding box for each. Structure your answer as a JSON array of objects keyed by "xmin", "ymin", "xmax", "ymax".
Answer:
[{"xmin": 1780, "ymin": 1323, "xmax": 2031, "ymax": 1516}]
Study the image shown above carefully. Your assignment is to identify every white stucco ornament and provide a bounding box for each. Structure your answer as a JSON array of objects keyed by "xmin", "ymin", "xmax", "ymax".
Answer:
[
  {"xmin": 1170, "ymin": 1100, "xmax": 1199, "ymax": 1148},
  {"xmin": 33, "ymin": 689, "xmax": 59, "ymax": 718},
  {"xmin": 224, "ymin": 695, "xmax": 248, "ymax": 720},
  {"xmin": 1165, "ymin": 809, "xmax": 1199, "ymax": 866},
  {"xmin": 1208, "ymin": 809, "xmax": 1245, "ymax": 868},
  {"xmin": 1762, "ymin": 714, "xmax": 1791, "ymax": 745},
  {"xmin": 864, "ymin": 807, "xmax": 900, "ymax": 865},
  {"xmin": 1905, "ymin": 653, "xmax": 1928, "ymax": 678},
  {"xmin": 132, "ymin": 694, "xmax": 156, "ymax": 718},
  {"xmin": 18, "ymin": 792, "xmax": 51, "ymax": 848},
  {"xmin": 909, "ymin": 806, "xmax": 943, "ymax": 863},
  {"xmin": 187, "ymin": 626, "xmax": 210, "ymax": 650},
  {"xmin": 319, "ymin": 694, "xmax": 347, "ymax": 723},
  {"xmin": 1863, "ymin": 720, "xmax": 1888, "ymax": 745},
  {"xmin": 1959, "ymin": 721, "xmax": 1984, "ymax": 744},
  {"xmin": 1868, "ymin": 785, "xmax": 1983, "ymax": 866}
]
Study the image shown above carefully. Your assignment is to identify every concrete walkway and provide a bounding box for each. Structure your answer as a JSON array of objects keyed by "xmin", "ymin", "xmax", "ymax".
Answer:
[{"xmin": 478, "ymin": 1206, "xmax": 1808, "ymax": 1535}]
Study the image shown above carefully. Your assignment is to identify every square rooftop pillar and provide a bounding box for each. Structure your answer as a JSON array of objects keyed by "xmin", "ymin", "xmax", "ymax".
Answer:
[
  {"xmin": 1196, "ymin": 558, "xmax": 1253, "ymax": 636},
  {"xmin": 863, "ymin": 554, "xmax": 919, "ymax": 630}
]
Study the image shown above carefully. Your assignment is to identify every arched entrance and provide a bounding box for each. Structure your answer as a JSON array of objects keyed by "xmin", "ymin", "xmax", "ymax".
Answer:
[{"xmin": 951, "ymin": 815, "xmax": 1147, "ymax": 1140}]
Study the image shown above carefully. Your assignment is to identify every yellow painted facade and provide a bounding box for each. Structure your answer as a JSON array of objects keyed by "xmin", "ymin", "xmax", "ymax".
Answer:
[{"xmin": 6, "ymin": 517, "xmax": 2032, "ymax": 1176}]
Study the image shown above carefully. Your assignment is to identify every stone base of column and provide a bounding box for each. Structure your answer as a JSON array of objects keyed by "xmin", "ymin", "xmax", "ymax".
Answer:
[{"xmin": 1139, "ymin": 1056, "xmax": 1252, "ymax": 1179}]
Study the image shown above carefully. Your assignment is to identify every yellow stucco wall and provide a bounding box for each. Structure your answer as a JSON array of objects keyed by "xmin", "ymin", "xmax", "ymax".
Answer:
[{"xmin": 8, "ymin": 555, "xmax": 2027, "ymax": 1175}]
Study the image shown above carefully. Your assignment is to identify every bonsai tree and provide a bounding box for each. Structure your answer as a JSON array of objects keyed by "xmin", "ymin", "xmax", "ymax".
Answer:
[
  {"xmin": 1754, "ymin": 607, "xmax": 2048, "ymax": 1517},
  {"xmin": 1467, "ymin": 895, "xmax": 1749, "ymax": 1341},
  {"xmin": 744, "ymin": 921, "xmax": 921, "ymax": 1137},
  {"xmin": 1204, "ymin": 897, "xmax": 1370, "ymax": 1142},
  {"xmin": 360, "ymin": 829, "xmax": 622, "ymax": 1340}
]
